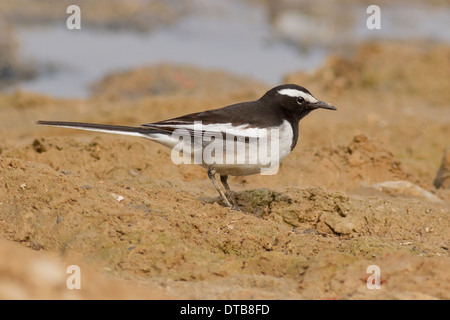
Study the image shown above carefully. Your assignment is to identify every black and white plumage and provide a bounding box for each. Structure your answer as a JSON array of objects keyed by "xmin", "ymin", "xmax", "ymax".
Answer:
[{"xmin": 37, "ymin": 84, "xmax": 336, "ymax": 209}]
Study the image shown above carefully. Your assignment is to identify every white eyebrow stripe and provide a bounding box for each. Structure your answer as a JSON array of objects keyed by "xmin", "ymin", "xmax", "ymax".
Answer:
[{"xmin": 277, "ymin": 88, "xmax": 318, "ymax": 103}]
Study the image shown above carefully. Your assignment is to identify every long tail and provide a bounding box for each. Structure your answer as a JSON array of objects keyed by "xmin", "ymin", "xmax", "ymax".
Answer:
[{"xmin": 36, "ymin": 120, "xmax": 163, "ymax": 137}]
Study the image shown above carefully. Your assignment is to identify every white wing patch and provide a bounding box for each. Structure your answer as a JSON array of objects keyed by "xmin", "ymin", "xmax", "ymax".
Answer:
[
  {"xmin": 150, "ymin": 122, "xmax": 264, "ymax": 138},
  {"xmin": 277, "ymin": 88, "xmax": 318, "ymax": 103}
]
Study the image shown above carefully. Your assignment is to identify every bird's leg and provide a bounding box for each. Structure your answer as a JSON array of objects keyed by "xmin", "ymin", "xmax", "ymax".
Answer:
[
  {"xmin": 220, "ymin": 175, "xmax": 239, "ymax": 210},
  {"xmin": 207, "ymin": 169, "xmax": 232, "ymax": 208}
]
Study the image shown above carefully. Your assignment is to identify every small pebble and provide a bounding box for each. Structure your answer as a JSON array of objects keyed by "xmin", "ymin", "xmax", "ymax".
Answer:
[{"xmin": 111, "ymin": 193, "xmax": 125, "ymax": 203}]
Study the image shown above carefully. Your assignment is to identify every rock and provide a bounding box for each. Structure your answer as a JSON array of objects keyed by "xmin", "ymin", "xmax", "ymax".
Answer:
[
  {"xmin": 433, "ymin": 149, "xmax": 450, "ymax": 189},
  {"xmin": 111, "ymin": 193, "xmax": 125, "ymax": 203},
  {"xmin": 323, "ymin": 214, "xmax": 355, "ymax": 235},
  {"xmin": 370, "ymin": 180, "xmax": 442, "ymax": 203}
]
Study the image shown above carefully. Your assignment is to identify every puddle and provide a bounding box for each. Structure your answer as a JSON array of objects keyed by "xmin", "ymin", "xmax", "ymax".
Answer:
[{"xmin": 9, "ymin": 0, "xmax": 450, "ymax": 98}]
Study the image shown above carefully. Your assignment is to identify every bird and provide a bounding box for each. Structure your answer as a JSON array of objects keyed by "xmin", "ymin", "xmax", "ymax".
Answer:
[{"xmin": 37, "ymin": 84, "xmax": 336, "ymax": 209}]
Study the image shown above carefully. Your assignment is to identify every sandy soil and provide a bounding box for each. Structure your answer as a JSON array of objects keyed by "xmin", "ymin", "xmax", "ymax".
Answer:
[{"xmin": 0, "ymin": 41, "xmax": 449, "ymax": 299}]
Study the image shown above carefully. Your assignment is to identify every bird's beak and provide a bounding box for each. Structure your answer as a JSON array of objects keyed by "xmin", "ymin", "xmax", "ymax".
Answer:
[{"xmin": 313, "ymin": 101, "xmax": 337, "ymax": 111}]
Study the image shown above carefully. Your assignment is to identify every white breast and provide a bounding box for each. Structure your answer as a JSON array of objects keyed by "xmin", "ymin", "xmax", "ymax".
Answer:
[
  {"xmin": 209, "ymin": 120, "xmax": 294, "ymax": 176},
  {"xmin": 277, "ymin": 120, "xmax": 295, "ymax": 162}
]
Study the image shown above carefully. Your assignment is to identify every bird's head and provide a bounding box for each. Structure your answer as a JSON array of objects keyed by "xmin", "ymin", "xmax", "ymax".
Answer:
[{"xmin": 261, "ymin": 84, "xmax": 336, "ymax": 120}]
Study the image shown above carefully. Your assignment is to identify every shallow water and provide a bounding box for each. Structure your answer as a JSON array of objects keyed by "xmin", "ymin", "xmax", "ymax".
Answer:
[{"xmin": 11, "ymin": 0, "xmax": 450, "ymax": 98}]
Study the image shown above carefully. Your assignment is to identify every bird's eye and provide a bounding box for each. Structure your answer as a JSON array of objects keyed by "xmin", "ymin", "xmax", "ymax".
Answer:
[{"xmin": 296, "ymin": 96, "xmax": 305, "ymax": 104}]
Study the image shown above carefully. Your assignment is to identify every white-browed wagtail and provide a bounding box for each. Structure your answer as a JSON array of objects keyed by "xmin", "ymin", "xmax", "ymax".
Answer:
[{"xmin": 37, "ymin": 84, "xmax": 336, "ymax": 209}]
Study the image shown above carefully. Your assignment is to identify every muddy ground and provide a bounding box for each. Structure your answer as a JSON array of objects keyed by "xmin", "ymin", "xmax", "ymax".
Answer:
[{"xmin": 0, "ymin": 42, "xmax": 449, "ymax": 299}]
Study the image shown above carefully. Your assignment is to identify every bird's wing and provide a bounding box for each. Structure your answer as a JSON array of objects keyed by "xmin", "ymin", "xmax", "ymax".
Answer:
[{"xmin": 140, "ymin": 101, "xmax": 281, "ymax": 139}]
